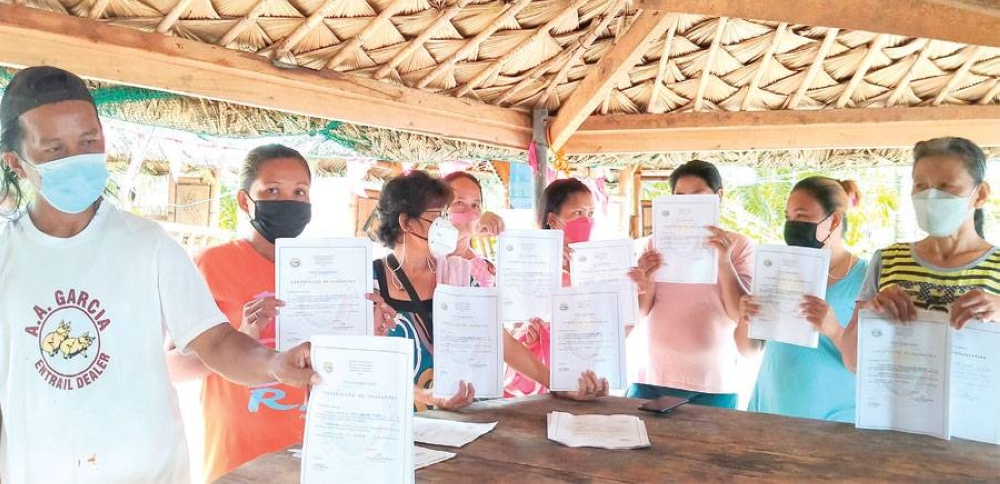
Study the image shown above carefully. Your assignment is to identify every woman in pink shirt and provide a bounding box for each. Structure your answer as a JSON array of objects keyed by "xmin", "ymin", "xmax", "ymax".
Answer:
[
  {"xmin": 628, "ymin": 160, "xmax": 753, "ymax": 408},
  {"xmin": 508, "ymin": 178, "xmax": 597, "ymax": 396}
]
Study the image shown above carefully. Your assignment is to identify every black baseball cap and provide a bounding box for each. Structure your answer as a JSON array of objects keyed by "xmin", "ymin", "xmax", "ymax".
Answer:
[{"xmin": 1, "ymin": 66, "xmax": 96, "ymax": 150}]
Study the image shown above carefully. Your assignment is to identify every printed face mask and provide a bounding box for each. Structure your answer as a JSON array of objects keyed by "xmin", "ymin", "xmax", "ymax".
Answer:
[
  {"xmin": 22, "ymin": 152, "xmax": 109, "ymax": 214},
  {"xmin": 912, "ymin": 188, "xmax": 976, "ymax": 237}
]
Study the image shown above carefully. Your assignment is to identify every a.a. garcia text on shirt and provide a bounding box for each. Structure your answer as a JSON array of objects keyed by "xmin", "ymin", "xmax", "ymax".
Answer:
[{"xmin": 23, "ymin": 289, "xmax": 112, "ymax": 391}]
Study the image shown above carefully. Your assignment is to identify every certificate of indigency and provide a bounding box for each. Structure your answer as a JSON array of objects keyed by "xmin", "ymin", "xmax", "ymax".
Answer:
[
  {"xmin": 301, "ymin": 335, "xmax": 414, "ymax": 484},
  {"xmin": 749, "ymin": 244, "xmax": 830, "ymax": 348},
  {"xmin": 856, "ymin": 310, "xmax": 950, "ymax": 439},
  {"xmin": 496, "ymin": 229, "xmax": 563, "ymax": 323},
  {"xmin": 432, "ymin": 285, "xmax": 504, "ymax": 399},
  {"xmin": 950, "ymin": 320, "xmax": 1000, "ymax": 444},
  {"xmin": 275, "ymin": 238, "xmax": 374, "ymax": 350},
  {"xmin": 549, "ymin": 287, "xmax": 627, "ymax": 391},
  {"xmin": 651, "ymin": 195, "xmax": 719, "ymax": 284},
  {"xmin": 570, "ymin": 239, "xmax": 639, "ymax": 326}
]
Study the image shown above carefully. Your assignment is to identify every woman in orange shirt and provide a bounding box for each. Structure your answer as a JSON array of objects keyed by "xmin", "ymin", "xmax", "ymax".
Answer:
[{"xmin": 165, "ymin": 144, "xmax": 393, "ymax": 481}]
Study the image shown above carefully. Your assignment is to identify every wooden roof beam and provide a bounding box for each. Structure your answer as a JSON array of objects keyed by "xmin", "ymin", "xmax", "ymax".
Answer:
[
  {"xmin": 835, "ymin": 33, "xmax": 890, "ymax": 108},
  {"xmin": 785, "ymin": 27, "xmax": 839, "ymax": 109},
  {"xmin": 932, "ymin": 45, "xmax": 987, "ymax": 106},
  {"xmin": 374, "ymin": 0, "xmax": 474, "ymax": 80},
  {"xmin": 218, "ymin": 0, "xmax": 270, "ymax": 47},
  {"xmin": 548, "ymin": 10, "xmax": 676, "ymax": 152},
  {"xmin": 887, "ymin": 39, "xmax": 936, "ymax": 107},
  {"xmin": 565, "ymin": 105, "xmax": 1000, "ymax": 153},
  {"xmin": 646, "ymin": 15, "xmax": 680, "ymax": 113},
  {"xmin": 979, "ymin": 78, "xmax": 1000, "ymax": 105},
  {"xmin": 272, "ymin": 0, "xmax": 340, "ymax": 62},
  {"xmin": 527, "ymin": 0, "xmax": 630, "ymax": 107},
  {"xmin": 416, "ymin": 0, "xmax": 532, "ymax": 90},
  {"xmin": 455, "ymin": 0, "xmax": 589, "ymax": 98},
  {"xmin": 0, "ymin": 4, "xmax": 532, "ymax": 150},
  {"xmin": 635, "ymin": 0, "xmax": 1000, "ymax": 48},
  {"xmin": 157, "ymin": 0, "xmax": 196, "ymax": 34},
  {"xmin": 692, "ymin": 16, "xmax": 728, "ymax": 111},
  {"xmin": 325, "ymin": 0, "xmax": 410, "ymax": 70},
  {"xmin": 741, "ymin": 22, "xmax": 786, "ymax": 111}
]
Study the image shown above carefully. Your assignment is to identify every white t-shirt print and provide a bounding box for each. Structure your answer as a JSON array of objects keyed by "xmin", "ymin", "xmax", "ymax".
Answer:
[{"xmin": 0, "ymin": 203, "xmax": 226, "ymax": 483}]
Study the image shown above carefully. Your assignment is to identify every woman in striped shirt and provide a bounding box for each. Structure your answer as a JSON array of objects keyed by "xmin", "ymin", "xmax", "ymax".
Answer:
[{"xmin": 840, "ymin": 137, "xmax": 999, "ymax": 372}]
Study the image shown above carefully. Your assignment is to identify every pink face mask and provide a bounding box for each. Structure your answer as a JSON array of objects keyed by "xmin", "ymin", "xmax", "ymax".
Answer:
[
  {"xmin": 560, "ymin": 216, "xmax": 594, "ymax": 244},
  {"xmin": 448, "ymin": 210, "xmax": 477, "ymax": 227}
]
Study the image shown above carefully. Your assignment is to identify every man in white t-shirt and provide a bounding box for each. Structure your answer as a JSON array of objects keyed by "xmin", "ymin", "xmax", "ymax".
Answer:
[{"xmin": 0, "ymin": 67, "xmax": 320, "ymax": 483}]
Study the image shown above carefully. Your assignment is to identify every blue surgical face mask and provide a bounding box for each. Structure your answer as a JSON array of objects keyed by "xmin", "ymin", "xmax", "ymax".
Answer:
[{"xmin": 21, "ymin": 152, "xmax": 109, "ymax": 214}]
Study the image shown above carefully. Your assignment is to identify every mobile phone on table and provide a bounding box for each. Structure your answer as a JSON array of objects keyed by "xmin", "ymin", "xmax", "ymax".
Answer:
[{"xmin": 638, "ymin": 395, "xmax": 689, "ymax": 414}]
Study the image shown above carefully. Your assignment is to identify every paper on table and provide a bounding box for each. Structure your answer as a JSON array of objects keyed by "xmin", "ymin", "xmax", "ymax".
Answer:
[
  {"xmin": 651, "ymin": 195, "xmax": 719, "ymax": 284},
  {"xmin": 547, "ymin": 412, "xmax": 650, "ymax": 450},
  {"xmin": 275, "ymin": 238, "xmax": 374, "ymax": 350},
  {"xmin": 414, "ymin": 446, "xmax": 457, "ymax": 470},
  {"xmin": 948, "ymin": 320, "xmax": 1000, "ymax": 444},
  {"xmin": 432, "ymin": 285, "xmax": 504, "ymax": 399},
  {"xmin": 301, "ymin": 336, "xmax": 414, "ymax": 484},
  {"xmin": 549, "ymin": 287, "xmax": 628, "ymax": 391},
  {"xmin": 496, "ymin": 229, "xmax": 563, "ymax": 323},
  {"xmin": 856, "ymin": 311, "xmax": 950, "ymax": 440},
  {"xmin": 413, "ymin": 417, "xmax": 498, "ymax": 447},
  {"xmin": 293, "ymin": 445, "xmax": 457, "ymax": 471},
  {"xmin": 569, "ymin": 239, "xmax": 639, "ymax": 326},
  {"xmin": 749, "ymin": 244, "xmax": 830, "ymax": 348}
]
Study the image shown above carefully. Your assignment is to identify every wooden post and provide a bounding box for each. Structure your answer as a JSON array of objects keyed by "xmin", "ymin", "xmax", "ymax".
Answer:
[{"xmin": 533, "ymin": 108, "xmax": 550, "ymax": 222}]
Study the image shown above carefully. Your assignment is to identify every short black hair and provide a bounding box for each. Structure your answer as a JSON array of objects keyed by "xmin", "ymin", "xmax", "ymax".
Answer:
[
  {"xmin": 539, "ymin": 178, "xmax": 591, "ymax": 229},
  {"xmin": 239, "ymin": 144, "xmax": 311, "ymax": 191},
  {"xmin": 376, "ymin": 170, "xmax": 453, "ymax": 247},
  {"xmin": 669, "ymin": 159, "xmax": 723, "ymax": 193}
]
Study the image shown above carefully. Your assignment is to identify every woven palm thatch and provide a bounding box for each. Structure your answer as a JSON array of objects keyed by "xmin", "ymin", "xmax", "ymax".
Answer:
[
  {"xmin": 7, "ymin": 0, "xmax": 997, "ymax": 115},
  {"xmin": 570, "ymin": 147, "xmax": 1000, "ymax": 171}
]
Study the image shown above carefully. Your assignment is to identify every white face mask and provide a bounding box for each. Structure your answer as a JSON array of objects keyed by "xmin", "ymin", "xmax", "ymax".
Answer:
[
  {"xmin": 912, "ymin": 187, "xmax": 976, "ymax": 237},
  {"xmin": 427, "ymin": 217, "xmax": 460, "ymax": 258}
]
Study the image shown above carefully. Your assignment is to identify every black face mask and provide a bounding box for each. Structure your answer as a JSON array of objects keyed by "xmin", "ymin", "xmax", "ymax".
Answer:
[
  {"xmin": 783, "ymin": 213, "xmax": 833, "ymax": 249},
  {"xmin": 245, "ymin": 192, "xmax": 312, "ymax": 243}
]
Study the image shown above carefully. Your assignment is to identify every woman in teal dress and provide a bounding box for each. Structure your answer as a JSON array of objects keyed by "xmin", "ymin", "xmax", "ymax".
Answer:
[{"xmin": 739, "ymin": 176, "xmax": 866, "ymax": 422}]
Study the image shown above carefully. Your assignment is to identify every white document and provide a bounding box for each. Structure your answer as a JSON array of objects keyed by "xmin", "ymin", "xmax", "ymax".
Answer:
[
  {"xmin": 295, "ymin": 445, "xmax": 457, "ymax": 471},
  {"xmin": 549, "ymin": 287, "xmax": 627, "ymax": 391},
  {"xmin": 949, "ymin": 320, "xmax": 1000, "ymax": 444},
  {"xmin": 570, "ymin": 240, "xmax": 639, "ymax": 326},
  {"xmin": 301, "ymin": 336, "xmax": 414, "ymax": 484},
  {"xmin": 748, "ymin": 244, "xmax": 830, "ymax": 348},
  {"xmin": 547, "ymin": 412, "xmax": 650, "ymax": 450},
  {"xmin": 275, "ymin": 238, "xmax": 374, "ymax": 350},
  {"xmin": 856, "ymin": 311, "xmax": 951, "ymax": 439},
  {"xmin": 414, "ymin": 447, "xmax": 457, "ymax": 470},
  {"xmin": 651, "ymin": 195, "xmax": 719, "ymax": 284},
  {"xmin": 413, "ymin": 417, "xmax": 498, "ymax": 448},
  {"xmin": 496, "ymin": 229, "xmax": 563, "ymax": 323},
  {"xmin": 432, "ymin": 285, "xmax": 504, "ymax": 399}
]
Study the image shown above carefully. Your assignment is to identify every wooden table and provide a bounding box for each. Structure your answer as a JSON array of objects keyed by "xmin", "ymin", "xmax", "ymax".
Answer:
[{"xmin": 218, "ymin": 395, "xmax": 1000, "ymax": 482}]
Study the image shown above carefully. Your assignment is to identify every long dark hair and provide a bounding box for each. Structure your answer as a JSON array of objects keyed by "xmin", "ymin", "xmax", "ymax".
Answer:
[
  {"xmin": 539, "ymin": 178, "xmax": 591, "ymax": 229},
  {"xmin": 791, "ymin": 176, "xmax": 861, "ymax": 233},
  {"xmin": 913, "ymin": 137, "xmax": 987, "ymax": 237}
]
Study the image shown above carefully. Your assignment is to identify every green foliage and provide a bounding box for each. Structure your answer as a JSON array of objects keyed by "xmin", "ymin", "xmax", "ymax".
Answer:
[{"xmin": 218, "ymin": 184, "xmax": 238, "ymax": 232}]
